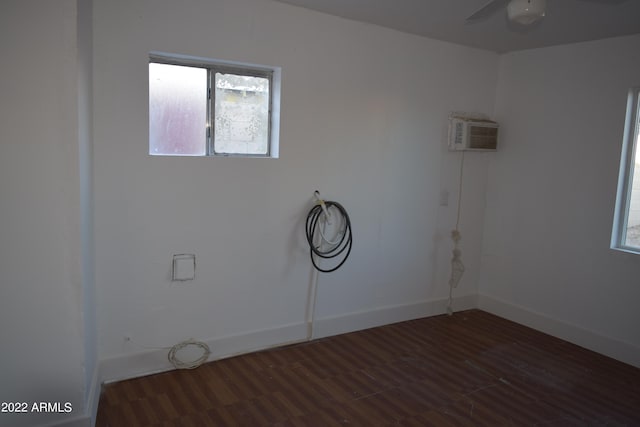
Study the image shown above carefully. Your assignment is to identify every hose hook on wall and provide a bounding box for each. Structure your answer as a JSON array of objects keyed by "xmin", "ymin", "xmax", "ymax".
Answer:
[{"xmin": 305, "ymin": 191, "xmax": 353, "ymax": 273}]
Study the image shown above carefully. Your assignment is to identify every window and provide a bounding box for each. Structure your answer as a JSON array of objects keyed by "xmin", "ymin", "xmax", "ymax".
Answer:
[
  {"xmin": 149, "ymin": 54, "xmax": 280, "ymax": 157},
  {"xmin": 612, "ymin": 87, "xmax": 640, "ymax": 252}
]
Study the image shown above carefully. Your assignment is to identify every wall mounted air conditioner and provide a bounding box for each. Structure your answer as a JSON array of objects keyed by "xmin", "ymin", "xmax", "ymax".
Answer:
[{"xmin": 448, "ymin": 116, "xmax": 499, "ymax": 151}]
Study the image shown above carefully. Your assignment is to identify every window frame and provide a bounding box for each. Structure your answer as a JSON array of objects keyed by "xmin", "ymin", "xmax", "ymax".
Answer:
[
  {"xmin": 611, "ymin": 86, "xmax": 640, "ymax": 253},
  {"xmin": 149, "ymin": 53, "xmax": 280, "ymax": 158}
]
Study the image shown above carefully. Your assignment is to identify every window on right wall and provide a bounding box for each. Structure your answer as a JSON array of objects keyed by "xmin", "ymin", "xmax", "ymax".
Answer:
[{"xmin": 612, "ymin": 87, "xmax": 640, "ymax": 253}]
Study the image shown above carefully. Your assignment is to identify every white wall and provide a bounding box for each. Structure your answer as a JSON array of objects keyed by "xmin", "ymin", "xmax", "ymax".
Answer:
[
  {"xmin": 4, "ymin": 4, "xmax": 639, "ymax": 421},
  {"xmin": 94, "ymin": 0, "xmax": 499, "ymax": 380},
  {"xmin": 0, "ymin": 1, "xmax": 95, "ymax": 426},
  {"xmin": 4, "ymin": 2, "xmax": 640, "ymax": 425},
  {"xmin": 480, "ymin": 34, "xmax": 640, "ymax": 367}
]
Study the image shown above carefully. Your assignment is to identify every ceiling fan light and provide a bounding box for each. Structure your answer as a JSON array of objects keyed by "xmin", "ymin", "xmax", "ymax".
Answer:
[{"xmin": 507, "ymin": 0, "xmax": 546, "ymax": 25}]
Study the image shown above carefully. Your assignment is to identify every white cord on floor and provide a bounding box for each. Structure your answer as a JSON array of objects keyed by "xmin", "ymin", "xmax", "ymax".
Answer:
[
  {"xmin": 167, "ymin": 339, "xmax": 211, "ymax": 370},
  {"xmin": 125, "ymin": 336, "xmax": 211, "ymax": 370}
]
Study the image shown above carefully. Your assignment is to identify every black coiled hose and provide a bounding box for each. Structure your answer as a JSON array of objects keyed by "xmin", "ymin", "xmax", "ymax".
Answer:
[{"xmin": 305, "ymin": 201, "xmax": 353, "ymax": 273}]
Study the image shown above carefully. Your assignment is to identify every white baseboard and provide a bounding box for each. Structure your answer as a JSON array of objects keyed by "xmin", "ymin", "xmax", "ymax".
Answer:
[
  {"xmin": 38, "ymin": 365, "xmax": 100, "ymax": 427},
  {"xmin": 49, "ymin": 293, "xmax": 640, "ymax": 426},
  {"xmin": 86, "ymin": 364, "xmax": 100, "ymax": 427},
  {"xmin": 100, "ymin": 321, "xmax": 309, "ymax": 384},
  {"xmin": 313, "ymin": 294, "xmax": 478, "ymax": 339},
  {"xmin": 99, "ymin": 295, "xmax": 478, "ymax": 384},
  {"xmin": 477, "ymin": 293, "xmax": 640, "ymax": 369},
  {"xmin": 98, "ymin": 293, "xmax": 638, "ymax": 394}
]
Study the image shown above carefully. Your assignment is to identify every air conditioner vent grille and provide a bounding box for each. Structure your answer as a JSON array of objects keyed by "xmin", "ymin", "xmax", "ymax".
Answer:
[
  {"xmin": 448, "ymin": 116, "xmax": 498, "ymax": 152},
  {"xmin": 469, "ymin": 126, "xmax": 498, "ymax": 150}
]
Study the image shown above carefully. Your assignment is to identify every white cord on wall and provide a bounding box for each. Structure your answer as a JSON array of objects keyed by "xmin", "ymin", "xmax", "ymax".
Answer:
[
  {"xmin": 447, "ymin": 151, "xmax": 466, "ymax": 315},
  {"xmin": 306, "ymin": 260, "xmax": 320, "ymax": 340},
  {"xmin": 305, "ymin": 194, "xmax": 326, "ymax": 340}
]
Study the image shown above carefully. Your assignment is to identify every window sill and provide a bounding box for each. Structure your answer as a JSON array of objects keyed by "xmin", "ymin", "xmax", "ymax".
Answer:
[{"xmin": 610, "ymin": 246, "xmax": 640, "ymax": 256}]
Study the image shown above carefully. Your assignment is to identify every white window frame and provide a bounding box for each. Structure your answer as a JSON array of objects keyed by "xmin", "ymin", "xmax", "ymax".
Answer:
[
  {"xmin": 611, "ymin": 87, "xmax": 640, "ymax": 253},
  {"xmin": 149, "ymin": 52, "xmax": 281, "ymax": 158}
]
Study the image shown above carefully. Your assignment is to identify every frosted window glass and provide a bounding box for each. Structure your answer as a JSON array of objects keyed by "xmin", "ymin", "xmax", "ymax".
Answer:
[
  {"xmin": 149, "ymin": 63, "xmax": 207, "ymax": 156},
  {"xmin": 214, "ymin": 73, "xmax": 269, "ymax": 155}
]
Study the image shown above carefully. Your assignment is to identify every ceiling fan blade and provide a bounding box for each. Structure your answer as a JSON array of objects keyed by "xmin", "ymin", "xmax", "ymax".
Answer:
[{"xmin": 466, "ymin": 0, "xmax": 509, "ymax": 22}]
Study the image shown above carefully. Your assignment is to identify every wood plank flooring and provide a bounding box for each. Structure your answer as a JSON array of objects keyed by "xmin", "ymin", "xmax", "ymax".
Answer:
[{"xmin": 96, "ymin": 310, "xmax": 640, "ymax": 426}]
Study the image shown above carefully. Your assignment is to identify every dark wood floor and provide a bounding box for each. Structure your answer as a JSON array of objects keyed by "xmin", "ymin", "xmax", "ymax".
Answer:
[{"xmin": 96, "ymin": 310, "xmax": 640, "ymax": 426}]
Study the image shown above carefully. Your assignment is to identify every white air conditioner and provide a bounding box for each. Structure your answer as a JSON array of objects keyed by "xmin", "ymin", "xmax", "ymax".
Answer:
[{"xmin": 448, "ymin": 117, "xmax": 499, "ymax": 151}]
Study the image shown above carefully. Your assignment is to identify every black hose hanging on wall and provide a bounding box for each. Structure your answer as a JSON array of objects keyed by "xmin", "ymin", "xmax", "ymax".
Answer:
[{"xmin": 305, "ymin": 198, "xmax": 353, "ymax": 273}]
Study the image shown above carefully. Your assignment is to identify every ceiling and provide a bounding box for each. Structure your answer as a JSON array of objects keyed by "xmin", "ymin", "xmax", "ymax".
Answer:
[{"xmin": 272, "ymin": 0, "xmax": 640, "ymax": 53}]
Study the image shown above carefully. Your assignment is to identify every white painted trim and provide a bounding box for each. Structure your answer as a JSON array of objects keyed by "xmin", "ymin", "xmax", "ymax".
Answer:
[
  {"xmin": 95, "ymin": 292, "xmax": 639, "ymax": 416},
  {"xmin": 86, "ymin": 365, "xmax": 100, "ymax": 427},
  {"xmin": 477, "ymin": 293, "xmax": 640, "ymax": 369},
  {"xmin": 37, "ymin": 367, "xmax": 99, "ymax": 427},
  {"xmin": 611, "ymin": 87, "xmax": 640, "ymax": 251},
  {"xmin": 100, "ymin": 321, "xmax": 309, "ymax": 384},
  {"xmin": 314, "ymin": 294, "xmax": 478, "ymax": 339},
  {"xmin": 99, "ymin": 293, "xmax": 639, "ymax": 390},
  {"xmin": 99, "ymin": 295, "xmax": 478, "ymax": 384}
]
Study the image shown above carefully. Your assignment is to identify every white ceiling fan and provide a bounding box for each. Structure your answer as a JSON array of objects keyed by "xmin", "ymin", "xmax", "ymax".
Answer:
[
  {"xmin": 466, "ymin": 0, "xmax": 629, "ymax": 26},
  {"xmin": 466, "ymin": 0, "xmax": 547, "ymax": 25}
]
